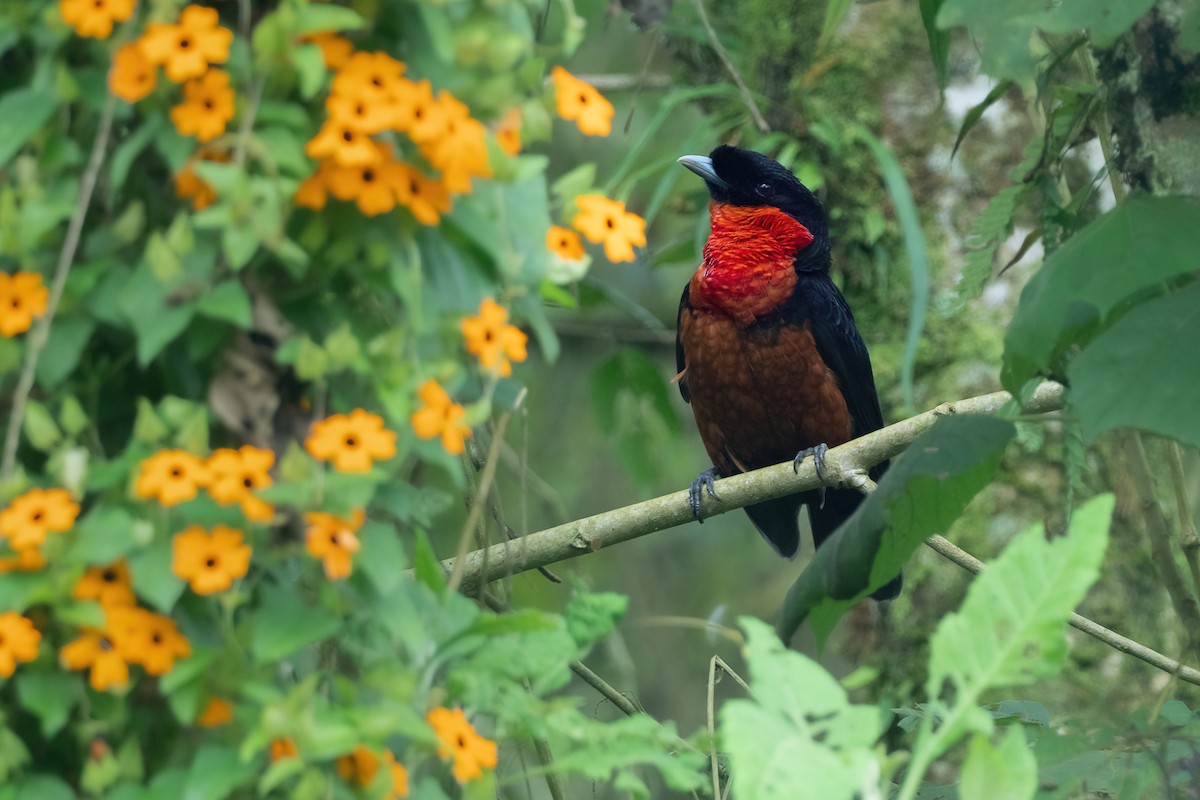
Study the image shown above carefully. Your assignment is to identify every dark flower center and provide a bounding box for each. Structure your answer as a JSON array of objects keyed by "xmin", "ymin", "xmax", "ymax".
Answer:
[
  {"xmin": 362, "ymin": 169, "xmax": 375, "ymax": 183},
  {"xmin": 151, "ymin": 632, "xmax": 162, "ymax": 645},
  {"xmin": 410, "ymin": 179, "xmax": 420, "ymax": 195},
  {"xmin": 342, "ymin": 130, "xmax": 354, "ymax": 143},
  {"xmin": 605, "ymin": 217, "xmax": 615, "ymax": 229},
  {"xmin": 10, "ymin": 298, "xmax": 21, "ymax": 309},
  {"xmin": 579, "ymin": 93, "xmax": 588, "ymax": 104},
  {"xmin": 179, "ymin": 37, "xmax": 191, "ymax": 49},
  {"xmin": 205, "ymin": 557, "xmax": 217, "ymax": 568},
  {"xmin": 345, "ymin": 435, "xmax": 358, "ymax": 448},
  {"xmin": 31, "ymin": 511, "xmax": 44, "ymax": 522},
  {"xmin": 170, "ymin": 467, "xmax": 183, "ymax": 478},
  {"xmin": 204, "ymin": 100, "xmax": 213, "ymax": 110},
  {"xmin": 102, "ymin": 569, "xmax": 118, "ymax": 582},
  {"xmin": 243, "ymin": 477, "xmax": 254, "ymax": 488}
]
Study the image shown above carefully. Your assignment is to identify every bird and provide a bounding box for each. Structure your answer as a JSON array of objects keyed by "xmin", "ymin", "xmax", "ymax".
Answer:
[{"xmin": 674, "ymin": 144, "xmax": 901, "ymax": 600}]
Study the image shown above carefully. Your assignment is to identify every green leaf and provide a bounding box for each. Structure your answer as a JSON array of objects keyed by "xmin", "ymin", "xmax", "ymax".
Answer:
[
  {"xmin": 294, "ymin": 3, "xmax": 367, "ymax": 34},
  {"xmin": 857, "ymin": 128, "xmax": 928, "ymax": 411},
  {"xmin": 133, "ymin": 397, "xmax": 169, "ymax": 443},
  {"xmin": 0, "ymin": 88, "xmax": 57, "ymax": 167},
  {"xmin": 222, "ymin": 224, "xmax": 258, "ymax": 270},
  {"xmin": 819, "ymin": 0, "xmax": 856, "ymax": 50},
  {"xmin": 1002, "ymin": 196, "xmax": 1200, "ymax": 392},
  {"xmin": 565, "ymin": 592, "xmax": 628, "ymax": 649},
  {"xmin": 66, "ymin": 506, "xmax": 138, "ymax": 565},
  {"xmin": 22, "ymin": 399, "xmax": 62, "ymax": 451},
  {"xmin": 951, "ymin": 80, "xmax": 1013, "ymax": 159},
  {"xmin": 59, "ymin": 396, "xmax": 90, "ymax": 437},
  {"xmin": 11, "ymin": 775, "xmax": 72, "ymax": 800},
  {"xmin": 919, "ymin": 0, "xmax": 951, "ymax": 88},
  {"xmin": 36, "ymin": 317, "xmax": 94, "ymax": 388},
  {"xmin": 129, "ymin": 535, "xmax": 186, "ymax": 613},
  {"xmin": 109, "ymin": 117, "xmax": 163, "ymax": 193},
  {"xmin": 182, "ymin": 745, "xmax": 257, "ymax": 800},
  {"xmin": 721, "ymin": 618, "xmax": 881, "ymax": 800},
  {"xmin": 356, "ymin": 521, "xmax": 408, "ymax": 596},
  {"xmin": 1067, "ymin": 282, "xmax": 1200, "ymax": 448},
  {"xmin": 16, "ymin": 671, "xmax": 80, "ymax": 737},
  {"xmin": 917, "ymin": 495, "xmax": 1113, "ymax": 774},
  {"xmin": 780, "ymin": 415, "xmax": 1015, "ymax": 643},
  {"xmin": 590, "ymin": 348, "xmax": 680, "ymax": 485},
  {"xmin": 290, "ymin": 43, "xmax": 326, "ymax": 100},
  {"xmin": 197, "ymin": 280, "xmax": 252, "ymax": 328},
  {"xmin": 411, "ymin": 529, "xmax": 447, "ymax": 594},
  {"xmin": 1182, "ymin": 0, "xmax": 1200, "ymax": 52},
  {"xmin": 250, "ymin": 584, "xmax": 340, "ymax": 664},
  {"xmin": 132, "ymin": 303, "xmax": 197, "ymax": 367},
  {"xmin": 960, "ymin": 726, "xmax": 1037, "ymax": 800}
]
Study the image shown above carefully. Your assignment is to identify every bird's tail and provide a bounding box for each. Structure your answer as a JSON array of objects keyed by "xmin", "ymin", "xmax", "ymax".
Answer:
[
  {"xmin": 807, "ymin": 487, "xmax": 903, "ymax": 601},
  {"xmin": 744, "ymin": 495, "xmax": 804, "ymax": 558}
]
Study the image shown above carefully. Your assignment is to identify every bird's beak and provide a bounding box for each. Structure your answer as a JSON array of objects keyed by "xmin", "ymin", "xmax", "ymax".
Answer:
[{"xmin": 677, "ymin": 155, "xmax": 729, "ymax": 190}]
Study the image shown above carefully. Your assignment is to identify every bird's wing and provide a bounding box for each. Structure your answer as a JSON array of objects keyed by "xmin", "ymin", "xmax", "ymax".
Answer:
[
  {"xmin": 801, "ymin": 275, "xmax": 886, "ymax": 441},
  {"xmin": 675, "ymin": 283, "xmax": 691, "ymax": 403}
]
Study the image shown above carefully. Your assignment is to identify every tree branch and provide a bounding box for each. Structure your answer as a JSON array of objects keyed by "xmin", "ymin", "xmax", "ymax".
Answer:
[{"xmin": 440, "ymin": 381, "xmax": 1066, "ymax": 592}]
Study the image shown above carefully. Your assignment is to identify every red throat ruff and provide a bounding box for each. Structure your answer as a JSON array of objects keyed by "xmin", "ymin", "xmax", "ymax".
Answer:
[{"xmin": 689, "ymin": 202, "xmax": 814, "ymax": 325}]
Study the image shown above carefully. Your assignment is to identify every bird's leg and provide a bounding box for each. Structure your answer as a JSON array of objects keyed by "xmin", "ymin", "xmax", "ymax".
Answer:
[
  {"xmin": 792, "ymin": 443, "xmax": 829, "ymax": 480},
  {"xmin": 689, "ymin": 467, "xmax": 721, "ymax": 522}
]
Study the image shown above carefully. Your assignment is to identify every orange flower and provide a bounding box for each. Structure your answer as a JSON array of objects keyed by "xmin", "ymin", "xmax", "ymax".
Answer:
[
  {"xmin": 337, "ymin": 744, "xmax": 380, "ymax": 786},
  {"xmin": 139, "ymin": 4, "xmax": 233, "ymax": 83},
  {"xmin": 196, "ymin": 697, "xmax": 233, "ymax": 727},
  {"xmin": 300, "ymin": 32, "xmax": 354, "ymax": 69},
  {"xmin": 551, "ymin": 67, "xmax": 614, "ymax": 137},
  {"xmin": 414, "ymin": 92, "xmax": 491, "ymax": 194},
  {"xmin": 170, "ymin": 69, "xmax": 235, "ymax": 143},
  {"xmin": 410, "ymin": 380, "xmax": 471, "ymax": 455},
  {"xmin": 61, "ymin": 627, "xmax": 130, "ymax": 692},
  {"xmin": 305, "ymin": 119, "xmax": 381, "ymax": 167},
  {"xmin": 390, "ymin": 78, "xmax": 435, "ymax": 135},
  {"xmin": 0, "ymin": 272, "xmax": 49, "ymax": 337},
  {"xmin": 394, "ymin": 164, "xmax": 452, "ymax": 226},
  {"xmin": 0, "ymin": 612, "xmax": 41, "ymax": 678},
  {"xmin": 59, "ymin": 0, "xmax": 135, "ymax": 40},
  {"xmin": 109, "ymin": 43, "xmax": 157, "ymax": 103},
  {"xmin": 546, "ymin": 225, "xmax": 585, "ymax": 260},
  {"xmin": 174, "ymin": 148, "xmax": 231, "ymax": 210},
  {"xmin": 134, "ymin": 449, "xmax": 209, "ymax": 506},
  {"xmin": 0, "ymin": 546, "xmax": 47, "ymax": 574},
  {"xmin": 305, "ymin": 410, "xmax": 397, "ymax": 473},
  {"xmin": 304, "ymin": 509, "xmax": 363, "ymax": 580},
  {"xmin": 323, "ymin": 151, "xmax": 410, "ymax": 217},
  {"xmin": 108, "ymin": 606, "xmax": 191, "ymax": 675},
  {"xmin": 172, "ymin": 524, "xmax": 252, "ymax": 595},
  {"xmin": 327, "ymin": 90, "xmax": 397, "ymax": 135},
  {"xmin": 270, "ymin": 738, "xmax": 299, "ymax": 762},
  {"xmin": 0, "ymin": 487, "xmax": 80, "ymax": 550},
  {"xmin": 331, "ymin": 51, "xmax": 406, "ymax": 103},
  {"xmin": 384, "ymin": 751, "xmax": 410, "ymax": 799},
  {"xmin": 72, "ymin": 560, "xmax": 136, "ymax": 608},
  {"xmin": 207, "ymin": 446, "xmax": 275, "ymax": 522},
  {"xmin": 495, "ymin": 108, "xmax": 522, "ymax": 156},
  {"xmin": 427, "ymin": 707, "xmax": 498, "ymax": 783},
  {"xmin": 461, "ymin": 298, "xmax": 528, "ymax": 377},
  {"xmin": 572, "ymin": 194, "xmax": 647, "ymax": 262},
  {"xmin": 295, "ymin": 162, "xmax": 333, "ymax": 210}
]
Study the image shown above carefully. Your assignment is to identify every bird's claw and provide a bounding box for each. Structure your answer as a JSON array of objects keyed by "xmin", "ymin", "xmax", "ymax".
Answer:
[
  {"xmin": 689, "ymin": 467, "xmax": 721, "ymax": 522},
  {"xmin": 792, "ymin": 443, "xmax": 830, "ymax": 481}
]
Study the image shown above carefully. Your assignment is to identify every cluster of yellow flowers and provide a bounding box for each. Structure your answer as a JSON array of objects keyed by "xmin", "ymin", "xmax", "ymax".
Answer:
[{"xmin": 0, "ymin": 271, "xmax": 49, "ymax": 337}]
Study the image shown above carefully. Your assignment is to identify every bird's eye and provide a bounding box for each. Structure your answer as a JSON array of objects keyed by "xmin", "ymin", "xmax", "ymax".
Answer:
[{"xmin": 755, "ymin": 182, "xmax": 774, "ymax": 197}]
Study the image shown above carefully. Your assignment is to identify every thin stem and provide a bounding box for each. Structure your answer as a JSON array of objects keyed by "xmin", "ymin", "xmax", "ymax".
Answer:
[
  {"xmin": 690, "ymin": 0, "xmax": 770, "ymax": 132},
  {"xmin": 1167, "ymin": 442, "xmax": 1200, "ymax": 595},
  {"xmin": 1078, "ymin": 45, "xmax": 1128, "ymax": 204},
  {"xmin": 2, "ymin": 93, "xmax": 117, "ymax": 481}
]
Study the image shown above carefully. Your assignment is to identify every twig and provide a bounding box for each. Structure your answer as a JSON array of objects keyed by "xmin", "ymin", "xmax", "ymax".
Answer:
[
  {"xmin": 1, "ymin": 94, "xmax": 117, "ymax": 482},
  {"xmin": 690, "ymin": 0, "xmax": 770, "ymax": 133},
  {"xmin": 1167, "ymin": 442, "xmax": 1200, "ymax": 595},
  {"xmin": 1078, "ymin": 46, "xmax": 1127, "ymax": 205},
  {"xmin": 569, "ymin": 660, "xmax": 642, "ymax": 717},
  {"xmin": 446, "ymin": 391, "xmax": 524, "ymax": 593},
  {"xmin": 437, "ymin": 382, "xmax": 1066, "ymax": 592},
  {"xmin": 924, "ymin": 534, "xmax": 1200, "ymax": 686},
  {"xmin": 526, "ymin": 678, "xmax": 567, "ymax": 800}
]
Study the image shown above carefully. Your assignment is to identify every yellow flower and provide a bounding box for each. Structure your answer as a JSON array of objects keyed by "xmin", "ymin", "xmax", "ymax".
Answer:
[
  {"xmin": 305, "ymin": 119, "xmax": 382, "ymax": 167},
  {"xmin": 61, "ymin": 627, "xmax": 130, "ymax": 692},
  {"xmin": 327, "ymin": 89, "xmax": 396, "ymax": 135},
  {"xmin": 270, "ymin": 738, "xmax": 299, "ymax": 762},
  {"xmin": 385, "ymin": 751, "xmax": 410, "ymax": 798},
  {"xmin": 323, "ymin": 149, "xmax": 410, "ymax": 217},
  {"xmin": 460, "ymin": 298, "xmax": 528, "ymax": 377},
  {"xmin": 0, "ymin": 546, "xmax": 48, "ymax": 574},
  {"xmin": 416, "ymin": 92, "xmax": 491, "ymax": 194},
  {"xmin": 331, "ymin": 51, "xmax": 407, "ymax": 104},
  {"xmin": 394, "ymin": 163, "xmax": 452, "ymax": 226},
  {"xmin": 0, "ymin": 487, "xmax": 80, "ymax": 551},
  {"xmin": 551, "ymin": 67, "xmax": 614, "ymax": 137},
  {"xmin": 174, "ymin": 148, "xmax": 231, "ymax": 210},
  {"xmin": 72, "ymin": 560, "xmax": 137, "ymax": 608},
  {"xmin": 299, "ymin": 32, "xmax": 354, "ymax": 69},
  {"xmin": 427, "ymin": 707, "xmax": 498, "ymax": 783},
  {"xmin": 59, "ymin": 0, "xmax": 135, "ymax": 40},
  {"xmin": 138, "ymin": 4, "xmax": 233, "ymax": 83},
  {"xmin": 196, "ymin": 697, "xmax": 233, "ymax": 727},
  {"xmin": 495, "ymin": 108, "xmax": 522, "ymax": 156},
  {"xmin": 109, "ymin": 43, "xmax": 157, "ymax": 103},
  {"xmin": 0, "ymin": 272, "xmax": 49, "ymax": 337},
  {"xmin": 336, "ymin": 744, "xmax": 380, "ymax": 786},
  {"xmin": 172, "ymin": 524, "xmax": 252, "ymax": 595},
  {"xmin": 304, "ymin": 509, "xmax": 363, "ymax": 580},
  {"xmin": 295, "ymin": 162, "xmax": 333, "ymax": 210},
  {"xmin": 410, "ymin": 380, "xmax": 471, "ymax": 456},
  {"xmin": 170, "ymin": 69, "xmax": 235, "ymax": 143},
  {"xmin": 207, "ymin": 446, "xmax": 275, "ymax": 522},
  {"xmin": 134, "ymin": 449, "xmax": 209, "ymax": 506},
  {"xmin": 389, "ymin": 78, "xmax": 435, "ymax": 135},
  {"xmin": 0, "ymin": 612, "xmax": 41, "ymax": 678},
  {"xmin": 305, "ymin": 410, "xmax": 397, "ymax": 473},
  {"xmin": 108, "ymin": 606, "xmax": 191, "ymax": 675},
  {"xmin": 572, "ymin": 194, "xmax": 647, "ymax": 262},
  {"xmin": 546, "ymin": 225, "xmax": 585, "ymax": 260}
]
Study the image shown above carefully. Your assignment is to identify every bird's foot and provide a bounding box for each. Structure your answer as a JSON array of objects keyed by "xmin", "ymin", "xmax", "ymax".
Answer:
[
  {"xmin": 689, "ymin": 467, "xmax": 721, "ymax": 522},
  {"xmin": 792, "ymin": 443, "xmax": 830, "ymax": 481}
]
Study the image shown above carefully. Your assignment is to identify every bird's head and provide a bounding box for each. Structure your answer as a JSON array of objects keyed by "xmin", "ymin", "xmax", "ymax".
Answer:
[{"xmin": 678, "ymin": 145, "xmax": 830, "ymax": 272}]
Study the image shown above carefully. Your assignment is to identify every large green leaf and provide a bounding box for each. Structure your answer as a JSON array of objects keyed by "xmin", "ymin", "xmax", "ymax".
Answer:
[
  {"xmin": 779, "ymin": 415, "xmax": 1015, "ymax": 643},
  {"xmin": 250, "ymin": 584, "xmax": 340, "ymax": 664},
  {"xmin": 182, "ymin": 745, "xmax": 256, "ymax": 800},
  {"xmin": 960, "ymin": 727, "xmax": 1037, "ymax": 800},
  {"xmin": 35, "ymin": 317, "xmax": 94, "ymax": 388},
  {"xmin": 15, "ymin": 671, "xmax": 80, "ymax": 737},
  {"xmin": 919, "ymin": 0, "xmax": 951, "ymax": 88},
  {"xmin": 1002, "ymin": 195, "xmax": 1200, "ymax": 392},
  {"xmin": 938, "ymin": 0, "xmax": 1156, "ymax": 79},
  {"xmin": 899, "ymin": 495, "xmax": 1113, "ymax": 798},
  {"xmin": 1067, "ymin": 281, "xmax": 1200, "ymax": 448},
  {"xmin": 721, "ymin": 618, "xmax": 881, "ymax": 800},
  {"xmin": 0, "ymin": 89, "xmax": 57, "ymax": 167}
]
